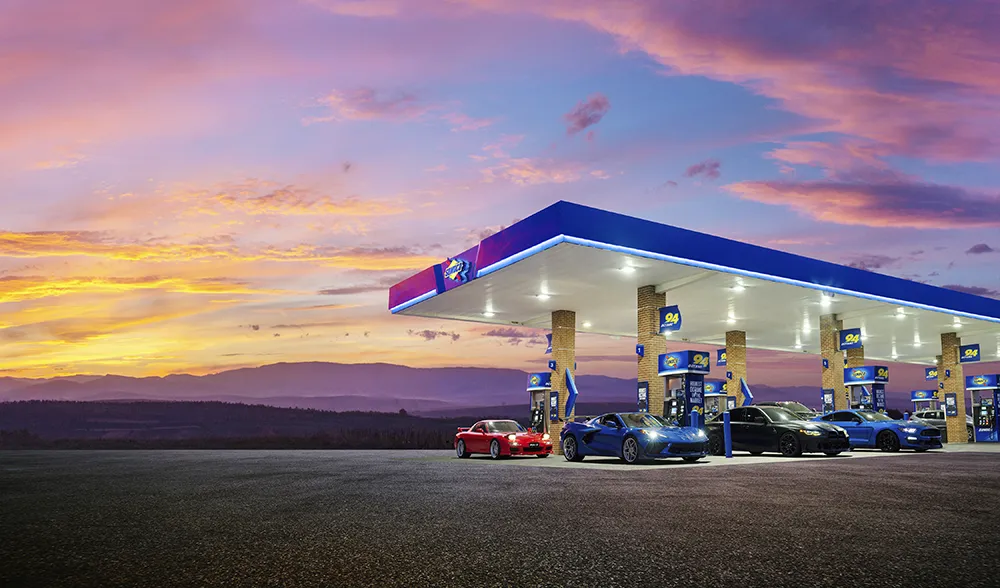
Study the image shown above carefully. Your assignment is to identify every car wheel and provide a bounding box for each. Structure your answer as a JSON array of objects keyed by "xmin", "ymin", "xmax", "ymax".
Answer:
[
  {"xmin": 823, "ymin": 451, "xmax": 842, "ymax": 457},
  {"xmin": 708, "ymin": 434, "xmax": 724, "ymax": 456},
  {"xmin": 877, "ymin": 430, "xmax": 900, "ymax": 452},
  {"xmin": 489, "ymin": 439, "xmax": 502, "ymax": 460},
  {"xmin": 749, "ymin": 451, "xmax": 763, "ymax": 456},
  {"xmin": 682, "ymin": 456, "xmax": 702, "ymax": 463},
  {"xmin": 562, "ymin": 436, "xmax": 584, "ymax": 462},
  {"xmin": 779, "ymin": 433, "xmax": 802, "ymax": 457},
  {"xmin": 456, "ymin": 439, "xmax": 470, "ymax": 458},
  {"xmin": 621, "ymin": 436, "xmax": 640, "ymax": 464}
]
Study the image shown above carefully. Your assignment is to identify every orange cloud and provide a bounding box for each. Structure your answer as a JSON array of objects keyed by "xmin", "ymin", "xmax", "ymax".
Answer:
[
  {"xmin": 0, "ymin": 275, "xmax": 275, "ymax": 304},
  {"xmin": 0, "ymin": 231, "xmax": 438, "ymax": 269}
]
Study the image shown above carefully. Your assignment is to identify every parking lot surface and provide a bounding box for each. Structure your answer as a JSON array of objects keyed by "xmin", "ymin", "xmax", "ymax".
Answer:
[{"xmin": 2, "ymin": 448, "xmax": 998, "ymax": 587}]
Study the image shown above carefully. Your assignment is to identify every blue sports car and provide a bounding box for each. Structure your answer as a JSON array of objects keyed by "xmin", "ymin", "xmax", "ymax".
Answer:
[
  {"xmin": 560, "ymin": 412, "xmax": 708, "ymax": 464},
  {"xmin": 813, "ymin": 409, "xmax": 942, "ymax": 452}
]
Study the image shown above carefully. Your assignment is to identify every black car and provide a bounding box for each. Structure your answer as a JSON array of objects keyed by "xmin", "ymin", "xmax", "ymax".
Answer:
[
  {"xmin": 755, "ymin": 401, "xmax": 819, "ymax": 420},
  {"xmin": 705, "ymin": 406, "xmax": 850, "ymax": 457}
]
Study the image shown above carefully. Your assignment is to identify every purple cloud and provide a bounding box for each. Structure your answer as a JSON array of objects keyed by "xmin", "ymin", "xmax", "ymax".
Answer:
[
  {"xmin": 966, "ymin": 243, "xmax": 996, "ymax": 254},
  {"xmin": 684, "ymin": 159, "xmax": 721, "ymax": 180},
  {"xmin": 845, "ymin": 254, "xmax": 900, "ymax": 271},
  {"xmin": 564, "ymin": 93, "xmax": 610, "ymax": 135},
  {"xmin": 409, "ymin": 329, "xmax": 461, "ymax": 341}
]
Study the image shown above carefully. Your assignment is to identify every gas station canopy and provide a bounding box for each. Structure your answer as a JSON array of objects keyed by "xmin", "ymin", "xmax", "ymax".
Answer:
[{"xmin": 389, "ymin": 201, "xmax": 1000, "ymax": 365}]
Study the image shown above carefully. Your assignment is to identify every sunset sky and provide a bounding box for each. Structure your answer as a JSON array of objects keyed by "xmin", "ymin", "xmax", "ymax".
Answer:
[{"xmin": 2, "ymin": 0, "xmax": 999, "ymax": 387}]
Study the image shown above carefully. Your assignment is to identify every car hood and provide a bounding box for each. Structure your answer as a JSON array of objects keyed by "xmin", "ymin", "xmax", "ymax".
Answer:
[{"xmin": 789, "ymin": 421, "xmax": 843, "ymax": 433}]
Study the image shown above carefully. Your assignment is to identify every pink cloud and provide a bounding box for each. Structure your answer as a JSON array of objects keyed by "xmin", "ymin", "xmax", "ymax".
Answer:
[
  {"xmin": 311, "ymin": 88, "xmax": 432, "ymax": 122},
  {"xmin": 441, "ymin": 112, "xmax": 497, "ymax": 132},
  {"xmin": 724, "ymin": 178, "xmax": 1000, "ymax": 229},
  {"xmin": 564, "ymin": 93, "xmax": 610, "ymax": 135}
]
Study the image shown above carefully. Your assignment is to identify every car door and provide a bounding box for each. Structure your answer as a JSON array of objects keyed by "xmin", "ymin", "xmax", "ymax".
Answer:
[
  {"xmin": 837, "ymin": 411, "xmax": 871, "ymax": 444},
  {"xmin": 591, "ymin": 414, "xmax": 623, "ymax": 455},
  {"xmin": 727, "ymin": 408, "xmax": 749, "ymax": 450},
  {"xmin": 742, "ymin": 407, "xmax": 772, "ymax": 451},
  {"xmin": 469, "ymin": 422, "xmax": 489, "ymax": 453}
]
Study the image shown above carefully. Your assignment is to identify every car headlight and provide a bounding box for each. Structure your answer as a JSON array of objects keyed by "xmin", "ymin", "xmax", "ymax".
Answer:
[
  {"xmin": 640, "ymin": 429, "xmax": 658, "ymax": 439},
  {"xmin": 542, "ymin": 433, "xmax": 550, "ymax": 441},
  {"xmin": 697, "ymin": 430, "xmax": 706, "ymax": 438},
  {"xmin": 507, "ymin": 434, "xmax": 517, "ymax": 441},
  {"xmin": 799, "ymin": 429, "xmax": 823, "ymax": 436},
  {"xmin": 901, "ymin": 427, "xmax": 917, "ymax": 434}
]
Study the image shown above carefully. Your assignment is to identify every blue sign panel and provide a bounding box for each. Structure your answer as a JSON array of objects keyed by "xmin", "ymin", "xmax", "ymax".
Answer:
[
  {"xmin": 872, "ymin": 384, "xmax": 887, "ymax": 412},
  {"xmin": 960, "ymin": 344, "xmax": 981, "ymax": 363},
  {"xmin": 822, "ymin": 358, "xmax": 829, "ymax": 369},
  {"xmin": 548, "ymin": 391, "xmax": 559, "ymax": 421},
  {"xmin": 658, "ymin": 305, "xmax": 682, "ymax": 333},
  {"xmin": 716, "ymin": 348, "xmax": 727, "ymax": 366},
  {"xmin": 657, "ymin": 350, "xmax": 711, "ymax": 376},
  {"xmin": 636, "ymin": 344, "xmax": 644, "ymax": 358},
  {"xmin": 822, "ymin": 389, "xmax": 835, "ymax": 412},
  {"xmin": 925, "ymin": 367, "xmax": 938, "ymax": 381},
  {"xmin": 944, "ymin": 392, "xmax": 958, "ymax": 417},
  {"xmin": 966, "ymin": 374, "xmax": 998, "ymax": 390},
  {"xmin": 637, "ymin": 381, "xmax": 649, "ymax": 412},
  {"xmin": 685, "ymin": 376, "xmax": 705, "ymax": 428},
  {"xmin": 564, "ymin": 368, "xmax": 579, "ymax": 419},
  {"xmin": 547, "ymin": 360, "xmax": 556, "ymax": 371},
  {"xmin": 911, "ymin": 390, "xmax": 939, "ymax": 402},
  {"xmin": 844, "ymin": 365, "xmax": 889, "ymax": 386},
  {"xmin": 527, "ymin": 372, "xmax": 552, "ymax": 391},
  {"xmin": 839, "ymin": 328, "xmax": 862, "ymax": 350},
  {"xmin": 545, "ymin": 333, "xmax": 552, "ymax": 354},
  {"xmin": 726, "ymin": 396, "xmax": 737, "ymax": 410}
]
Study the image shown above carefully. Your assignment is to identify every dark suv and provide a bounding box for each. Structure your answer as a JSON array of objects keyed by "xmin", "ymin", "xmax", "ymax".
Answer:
[{"xmin": 909, "ymin": 409, "xmax": 973, "ymax": 443}]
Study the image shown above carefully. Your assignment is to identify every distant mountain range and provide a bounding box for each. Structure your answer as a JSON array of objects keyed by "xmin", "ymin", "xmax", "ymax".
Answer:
[{"xmin": 0, "ymin": 361, "xmax": 891, "ymax": 415}]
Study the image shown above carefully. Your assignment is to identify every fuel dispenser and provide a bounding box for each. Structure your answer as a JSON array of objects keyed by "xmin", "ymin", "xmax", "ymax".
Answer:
[
  {"xmin": 658, "ymin": 350, "xmax": 710, "ymax": 428},
  {"xmin": 910, "ymin": 389, "xmax": 939, "ymax": 413},
  {"xmin": 703, "ymin": 380, "xmax": 728, "ymax": 420},
  {"xmin": 844, "ymin": 365, "xmax": 888, "ymax": 412},
  {"xmin": 526, "ymin": 372, "xmax": 552, "ymax": 433},
  {"xmin": 965, "ymin": 374, "xmax": 999, "ymax": 443}
]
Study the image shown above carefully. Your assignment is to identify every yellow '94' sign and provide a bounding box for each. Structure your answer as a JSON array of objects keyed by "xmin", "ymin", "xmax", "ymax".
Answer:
[{"xmin": 844, "ymin": 333, "xmax": 860, "ymax": 345}]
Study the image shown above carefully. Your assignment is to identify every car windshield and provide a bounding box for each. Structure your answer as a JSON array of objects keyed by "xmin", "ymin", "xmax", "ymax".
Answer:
[
  {"xmin": 779, "ymin": 402, "xmax": 812, "ymax": 414},
  {"xmin": 858, "ymin": 411, "xmax": 894, "ymax": 422},
  {"xmin": 759, "ymin": 407, "xmax": 799, "ymax": 422},
  {"xmin": 487, "ymin": 421, "xmax": 526, "ymax": 433},
  {"xmin": 620, "ymin": 413, "xmax": 673, "ymax": 428}
]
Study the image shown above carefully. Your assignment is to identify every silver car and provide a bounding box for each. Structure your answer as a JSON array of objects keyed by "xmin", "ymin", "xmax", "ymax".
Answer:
[{"xmin": 909, "ymin": 409, "xmax": 973, "ymax": 443}]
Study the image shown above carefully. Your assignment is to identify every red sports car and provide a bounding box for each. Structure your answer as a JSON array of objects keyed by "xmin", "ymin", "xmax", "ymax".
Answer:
[{"xmin": 455, "ymin": 420, "xmax": 553, "ymax": 459}]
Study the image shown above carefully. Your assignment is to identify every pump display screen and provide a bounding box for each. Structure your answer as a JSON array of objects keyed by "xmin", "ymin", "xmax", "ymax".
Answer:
[{"xmin": 975, "ymin": 405, "xmax": 994, "ymax": 428}]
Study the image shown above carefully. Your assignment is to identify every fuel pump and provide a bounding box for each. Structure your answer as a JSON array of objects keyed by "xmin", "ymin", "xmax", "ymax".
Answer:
[
  {"xmin": 844, "ymin": 366, "xmax": 888, "ymax": 412},
  {"xmin": 966, "ymin": 374, "xmax": 999, "ymax": 443},
  {"xmin": 703, "ymin": 380, "xmax": 727, "ymax": 420},
  {"xmin": 526, "ymin": 372, "xmax": 552, "ymax": 433},
  {"xmin": 657, "ymin": 350, "xmax": 711, "ymax": 428},
  {"xmin": 910, "ymin": 389, "xmax": 939, "ymax": 414}
]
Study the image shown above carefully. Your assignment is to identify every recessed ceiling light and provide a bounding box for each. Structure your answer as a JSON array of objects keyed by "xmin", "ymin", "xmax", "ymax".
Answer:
[
  {"xmin": 732, "ymin": 285, "xmax": 745, "ymax": 293},
  {"xmin": 794, "ymin": 343, "xmax": 803, "ymax": 349},
  {"xmin": 620, "ymin": 266, "xmax": 636, "ymax": 274},
  {"xmin": 582, "ymin": 321, "xmax": 592, "ymax": 328},
  {"xmin": 483, "ymin": 311, "xmax": 495, "ymax": 318},
  {"xmin": 536, "ymin": 294, "xmax": 550, "ymax": 301},
  {"xmin": 820, "ymin": 294, "xmax": 833, "ymax": 307},
  {"xmin": 727, "ymin": 318, "xmax": 736, "ymax": 325}
]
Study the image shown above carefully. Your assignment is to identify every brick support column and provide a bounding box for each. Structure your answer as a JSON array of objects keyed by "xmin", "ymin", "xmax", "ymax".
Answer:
[
  {"xmin": 726, "ymin": 330, "xmax": 747, "ymax": 406},
  {"xmin": 939, "ymin": 332, "xmax": 967, "ymax": 444},
  {"xmin": 637, "ymin": 286, "xmax": 666, "ymax": 416},
  {"xmin": 550, "ymin": 310, "xmax": 576, "ymax": 454},
  {"xmin": 821, "ymin": 315, "xmax": 848, "ymax": 410}
]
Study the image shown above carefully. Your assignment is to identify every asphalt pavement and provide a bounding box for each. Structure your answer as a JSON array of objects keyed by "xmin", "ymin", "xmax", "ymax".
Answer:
[{"xmin": 2, "ymin": 449, "xmax": 998, "ymax": 588}]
